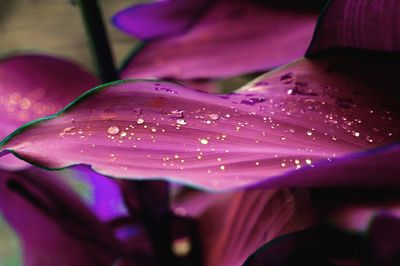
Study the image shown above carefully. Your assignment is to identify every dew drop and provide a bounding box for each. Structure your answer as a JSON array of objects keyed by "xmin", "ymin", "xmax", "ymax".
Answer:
[
  {"xmin": 176, "ymin": 119, "xmax": 187, "ymax": 125},
  {"xmin": 351, "ymin": 131, "xmax": 360, "ymax": 137},
  {"xmin": 60, "ymin": 126, "xmax": 75, "ymax": 136},
  {"xmin": 305, "ymin": 159, "xmax": 312, "ymax": 165},
  {"xmin": 306, "ymin": 130, "xmax": 313, "ymax": 136},
  {"xmin": 107, "ymin": 126, "xmax": 120, "ymax": 135},
  {"xmin": 220, "ymin": 165, "xmax": 225, "ymax": 171},
  {"xmin": 136, "ymin": 118, "xmax": 145, "ymax": 124},
  {"xmin": 199, "ymin": 138, "xmax": 208, "ymax": 145},
  {"xmin": 209, "ymin": 113, "xmax": 219, "ymax": 120}
]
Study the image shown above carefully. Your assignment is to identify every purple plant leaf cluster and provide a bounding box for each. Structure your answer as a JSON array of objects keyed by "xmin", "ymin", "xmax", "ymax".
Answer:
[{"xmin": 1, "ymin": 0, "xmax": 400, "ymax": 265}]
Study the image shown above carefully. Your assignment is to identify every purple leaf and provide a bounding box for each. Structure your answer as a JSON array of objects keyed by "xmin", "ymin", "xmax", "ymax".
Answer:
[
  {"xmin": 0, "ymin": 54, "xmax": 98, "ymax": 170},
  {"xmin": 196, "ymin": 188, "xmax": 317, "ymax": 265},
  {"xmin": 243, "ymin": 224, "xmax": 363, "ymax": 266},
  {"xmin": 307, "ymin": 0, "xmax": 400, "ymax": 55},
  {"xmin": 113, "ymin": 0, "xmax": 212, "ymax": 40},
  {"xmin": 0, "ymin": 167, "xmax": 119, "ymax": 265},
  {"xmin": 1, "ymin": 52, "xmax": 399, "ymax": 190},
  {"xmin": 116, "ymin": 0, "xmax": 318, "ymax": 79},
  {"xmin": 245, "ymin": 214, "xmax": 400, "ymax": 265}
]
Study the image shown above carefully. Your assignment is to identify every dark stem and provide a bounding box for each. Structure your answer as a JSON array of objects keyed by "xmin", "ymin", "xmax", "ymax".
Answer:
[
  {"xmin": 120, "ymin": 180, "xmax": 202, "ymax": 266},
  {"xmin": 77, "ymin": 0, "xmax": 118, "ymax": 82}
]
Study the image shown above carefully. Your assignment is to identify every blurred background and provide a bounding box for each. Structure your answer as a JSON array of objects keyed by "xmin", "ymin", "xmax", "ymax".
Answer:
[
  {"xmin": 0, "ymin": 0, "xmax": 141, "ymax": 73},
  {"xmin": 0, "ymin": 1, "xmax": 141, "ymax": 265}
]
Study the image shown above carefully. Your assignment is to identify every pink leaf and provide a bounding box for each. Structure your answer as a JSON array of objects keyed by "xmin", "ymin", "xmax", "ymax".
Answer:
[{"xmin": 1, "ymin": 52, "xmax": 399, "ymax": 190}]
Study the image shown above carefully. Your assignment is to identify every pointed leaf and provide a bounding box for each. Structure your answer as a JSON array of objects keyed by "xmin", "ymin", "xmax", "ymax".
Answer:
[
  {"xmin": 1, "ymin": 52, "xmax": 400, "ymax": 190},
  {"xmin": 113, "ymin": 0, "xmax": 212, "ymax": 40},
  {"xmin": 0, "ymin": 54, "xmax": 98, "ymax": 170},
  {"xmin": 117, "ymin": 0, "xmax": 318, "ymax": 79}
]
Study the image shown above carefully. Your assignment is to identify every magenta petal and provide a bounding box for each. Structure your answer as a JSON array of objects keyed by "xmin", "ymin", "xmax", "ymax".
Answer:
[
  {"xmin": 119, "ymin": 0, "xmax": 318, "ymax": 79},
  {"xmin": 1, "ymin": 53, "xmax": 400, "ymax": 190},
  {"xmin": 308, "ymin": 0, "xmax": 400, "ymax": 55},
  {"xmin": 113, "ymin": 0, "xmax": 211, "ymax": 40},
  {"xmin": 0, "ymin": 168, "xmax": 119, "ymax": 265},
  {"xmin": 0, "ymin": 54, "xmax": 98, "ymax": 170}
]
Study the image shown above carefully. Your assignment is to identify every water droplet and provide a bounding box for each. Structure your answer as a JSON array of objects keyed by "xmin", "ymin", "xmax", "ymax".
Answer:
[
  {"xmin": 120, "ymin": 132, "xmax": 127, "ymax": 137},
  {"xmin": 280, "ymin": 136, "xmax": 286, "ymax": 141},
  {"xmin": 107, "ymin": 126, "xmax": 120, "ymax": 135},
  {"xmin": 366, "ymin": 136, "xmax": 374, "ymax": 143},
  {"xmin": 136, "ymin": 118, "xmax": 145, "ymax": 124},
  {"xmin": 59, "ymin": 126, "xmax": 75, "ymax": 136},
  {"xmin": 209, "ymin": 113, "xmax": 219, "ymax": 120},
  {"xmin": 199, "ymin": 138, "xmax": 208, "ymax": 145},
  {"xmin": 351, "ymin": 131, "xmax": 360, "ymax": 137},
  {"xmin": 220, "ymin": 165, "xmax": 225, "ymax": 171},
  {"xmin": 306, "ymin": 130, "xmax": 313, "ymax": 136},
  {"xmin": 305, "ymin": 159, "xmax": 312, "ymax": 165},
  {"xmin": 176, "ymin": 119, "xmax": 187, "ymax": 125}
]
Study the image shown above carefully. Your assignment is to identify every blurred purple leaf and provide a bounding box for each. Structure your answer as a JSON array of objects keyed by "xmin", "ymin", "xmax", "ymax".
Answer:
[
  {"xmin": 113, "ymin": 0, "xmax": 212, "ymax": 40},
  {"xmin": 115, "ymin": 0, "xmax": 319, "ymax": 79},
  {"xmin": 244, "ymin": 215, "xmax": 400, "ymax": 266},
  {"xmin": 0, "ymin": 54, "xmax": 98, "ymax": 170},
  {"xmin": 307, "ymin": 0, "xmax": 400, "ymax": 55},
  {"xmin": 0, "ymin": 167, "xmax": 120, "ymax": 265},
  {"xmin": 195, "ymin": 188, "xmax": 317, "ymax": 265}
]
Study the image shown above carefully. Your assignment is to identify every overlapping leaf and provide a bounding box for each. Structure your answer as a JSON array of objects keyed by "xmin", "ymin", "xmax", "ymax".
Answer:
[{"xmin": 116, "ymin": 0, "xmax": 319, "ymax": 79}]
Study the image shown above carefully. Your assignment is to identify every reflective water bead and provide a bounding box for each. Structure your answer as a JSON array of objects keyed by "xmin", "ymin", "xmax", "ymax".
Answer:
[
  {"xmin": 199, "ymin": 138, "xmax": 208, "ymax": 145},
  {"xmin": 107, "ymin": 126, "xmax": 120, "ymax": 135}
]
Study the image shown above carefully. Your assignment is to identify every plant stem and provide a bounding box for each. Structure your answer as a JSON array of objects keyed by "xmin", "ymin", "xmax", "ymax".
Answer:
[{"xmin": 77, "ymin": 0, "xmax": 118, "ymax": 83}]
